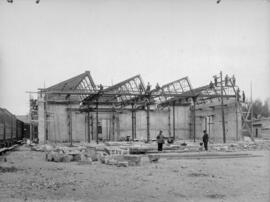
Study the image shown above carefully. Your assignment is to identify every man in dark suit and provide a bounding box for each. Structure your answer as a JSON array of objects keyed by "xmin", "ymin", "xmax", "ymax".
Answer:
[
  {"xmin": 202, "ymin": 130, "xmax": 209, "ymax": 151},
  {"xmin": 156, "ymin": 130, "xmax": 165, "ymax": 152}
]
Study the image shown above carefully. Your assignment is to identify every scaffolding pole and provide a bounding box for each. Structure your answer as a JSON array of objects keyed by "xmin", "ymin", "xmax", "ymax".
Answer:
[
  {"xmin": 250, "ymin": 81, "xmax": 254, "ymax": 140},
  {"xmin": 68, "ymin": 109, "xmax": 73, "ymax": 146},
  {"xmin": 220, "ymin": 71, "xmax": 226, "ymax": 143},
  {"xmin": 146, "ymin": 104, "xmax": 150, "ymax": 142},
  {"xmin": 90, "ymin": 113, "xmax": 94, "ymax": 140},
  {"xmin": 87, "ymin": 105, "xmax": 90, "ymax": 143},
  {"xmin": 173, "ymin": 102, "xmax": 176, "ymax": 139},
  {"xmin": 112, "ymin": 110, "xmax": 115, "ymax": 141},
  {"xmin": 193, "ymin": 97, "xmax": 196, "ymax": 142},
  {"xmin": 168, "ymin": 106, "xmax": 171, "ymax": 138},
  {"xmin": 29, "ymin": 94, "xmax": 33, "ymax": 141},
  {"xmin": 235, "ymin": 101, "xmax": 239, "ymax": 141},
  {"xmin": 44, "ymin": 92, "xmax": 48, "ymax": 143},
  {"xmin": 131, "ymin": 104, "xmax": 136, "ymax": 141},
  {"xmin": 96, "ymin": 100, "xmax": 99, "ymax": 144}
]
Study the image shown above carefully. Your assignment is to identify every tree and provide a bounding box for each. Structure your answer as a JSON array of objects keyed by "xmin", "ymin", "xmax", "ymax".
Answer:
[
  {"xmin": 252, "ymin": 99, "xmax": 263, "ymax": 118},
  {"xmin": 252, "ymin": 98, "xmax": 270, "ymax": 118},
  {"xmin": 261, "ymin": 99, "xmax": 269, "ymax": 117},
  {"xmin": 241, "ymin": 98, "xmax": 270, "ymax": 120}
]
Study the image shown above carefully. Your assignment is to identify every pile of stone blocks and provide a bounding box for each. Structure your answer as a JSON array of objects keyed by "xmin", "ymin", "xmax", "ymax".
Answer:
[
  {"xmin": 99, "ymin": 154, "xmax": 141, "ymax": 167},
  {"xmin": 45, "ymin": 146, "xmax": 97, "ymax": 163},
  {"xmin": 42, "ymin": 143, "xmax": 143, "ymax": 167},
  {"xmin": 148, "ymin": 154, "xmax": 160, "ymax": 163}
]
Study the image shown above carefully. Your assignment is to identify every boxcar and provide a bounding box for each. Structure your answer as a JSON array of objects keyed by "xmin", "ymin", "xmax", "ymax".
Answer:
[{"xmin": 0, "ymin": 107, "xmax": 24, "ymax": 147}]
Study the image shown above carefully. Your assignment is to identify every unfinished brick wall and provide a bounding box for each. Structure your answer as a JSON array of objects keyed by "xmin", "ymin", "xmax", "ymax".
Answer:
[
  {"xmin": 192, "ymin": 100, "xmax": 241, "ymax": 143},
  {"xmin": 38, "ymin": 99, "xmax": 241, "ymax": 143},
  {"xmin": 118, "ymin": 106, "xmax": 190, "ymax": 141},
  {"xmin": 37, "ymin": 95, "xmax": 45, "ymax": 144},
  {"xmin": 118, "ymin": 109, "xmax": 169, "ymax": 140},
  {"xmin": 170, "ymin": 106, "xmax": 190, "ymax": 140}
]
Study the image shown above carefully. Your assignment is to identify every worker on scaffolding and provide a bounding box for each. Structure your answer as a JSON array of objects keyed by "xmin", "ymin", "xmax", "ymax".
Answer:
[
  {"xmin": 225, "ymin": 74, "xmax": 229, "ymax": 86},
  {"xmin": 236, "ymin": 88, "xmax": 240, "ymax": 102},
  {"xmin": 209, "ymin": 81, "xmax": 214, "ymax": 89},
  {"xmin": 146, "ymin": 82, "xmax": 151, "ymax": 93},
  {"xmin": 155, "ymin": 83, "xmax": 161, "ymax": 91},
  {"xmin": 242, "ymin": 91, "xmax": 246, "ymax": 103},
  {"xmin": 156, "ymin": 130, "xmax": 165, "ymax": 152},
  {"xmin": 231, "ymin": 75, "xmax": 236, "ymax": 86},
  {"xmin": 202, "ymin": 130, "xmax": 209, "ymax": 151}
]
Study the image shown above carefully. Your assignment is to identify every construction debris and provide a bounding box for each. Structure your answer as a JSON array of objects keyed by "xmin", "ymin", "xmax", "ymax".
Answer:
[
  {"xmin": 0, "ymin": 144, "xmax": 19, "ymax": 155},
  {"xmin": 148, "ymin": 154, "xmax": 160, "ymax": 163},
  {"xmin": 43, "ymin": 145, "xmax": 98, "ymax": 163},
  {"xmin": 23, "ymin": 139, "xmax": 270, "ymax": 168},
  {"xmin": 99, "ymin": 154, "xmax": 141, "ymax": 167}
]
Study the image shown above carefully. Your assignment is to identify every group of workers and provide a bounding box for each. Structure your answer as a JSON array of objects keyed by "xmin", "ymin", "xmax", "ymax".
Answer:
[{"xmin": 156, "ymin": 130, "xmax": 209, "ymax": 152}]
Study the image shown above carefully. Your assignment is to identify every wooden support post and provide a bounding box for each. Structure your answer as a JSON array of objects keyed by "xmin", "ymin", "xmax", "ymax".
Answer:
[
  {"xmin": 29, "ymin": 94, "xmax": 33, "ymax": 141},
  {"xmin": 3, "ymin": 122, "xmax": 5, "ymax": 142},
  {"xmin": 134, "ymin": 110, "xmax": 136, "ymax": 139},
  {"xmin": 112, "ymin": 110, "xmax": 115, "ymax": 141},
  {"xmin": 205, "ymin": 117, "xmax": 207, "ymax": 131},
  {"xmin": 87, "ymin": 105, "xmax": 90, "ymax": 143},
  {"xmin": 90, "ymin": 113, "xmax": 94, "ymax": 140},
  {"xmin": 220, "ymin": 71, "xmax": 226, "ymax": 143},
  {"xmin": 146, "ymin": 104, "xmax": 150, "ymax": 142},
  {"xmin": 44, "ymin": 92, "xmax": 48, "ymax": 143},
  {"xmin": 168, "ymin": 106, "xmax": 171, "ymax": 138},
  {"xmin": 235, "ymin": 101, "xmax": 239, "ymax": 141},
  {"xmin": 96, "ymin": 101, "xmax": 99, "ymax": 144},
  {"xmin": 193, "ymin": 97, "xmax": 196, "ymax": 142},
  {"xmin": 131, "ymin": 104, "xmax": 135, "ymax": 141},
  {"xmin": 70, "ymin": 111, "xmax": 73, "ymax": 146},
  {"xmin": 68, "ymin": 109, "xmax": 73, "ymax": 146},
  {"xmin": 173, "ymin": 102, "xmax": 176, "ymax": 140},
  {"xmin": 250, "ymin": 82, "xmax": 254, "ymax": 140},
  {"xmin": 208, "ymin": 117, "xmax": 211, "ymax": 138},
  {"xmin": 30, "ymin": 122, "xmax": 33, "ymax": 141}
]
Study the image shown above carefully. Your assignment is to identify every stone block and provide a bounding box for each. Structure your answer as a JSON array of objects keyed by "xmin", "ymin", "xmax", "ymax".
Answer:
[
  {"xmin": 45, "ymin": 152, "xmax": 53, "ymax": 161},
  {"xmin": 123, "ymin": 155, "xmax": 141, "ymax": 166},
  {"xmin": 86, "ymin": 149, "xmax": 98, "ymax": 161},
  {"xmin": 73, "ymin": 154, "xmax": 81, "ymax": 161},
  {"xmin": 117, "ymin": 161, "xmax": 129, "ymax": 167},
  {"xmin": 53, "ymin": 153, "xmax": 65, "ymax": 162},
  {"xmin": 99, "ymin": 156, "xmax": 104, "ymax": 163},
  {"xmin": 43, "ymin": 144, "xmax": 54, "ymax": 152},
  {"xmin": 107, "ymin": 158, "xmax": 117, "ymax": 165},
  {"xmin": 80, "ymin": 153, "xmax": 88, "ymax": 161},
  {"xmin": 62, "ymin": 154, "xmax": 73, "ymax": 162},
  {"xmin": 148, "ymin": 155, "xmax": 160, "ymax": 163},
  {"xmin": 112, "ymin": 155, "xmax": 125, "ymax": 162}
]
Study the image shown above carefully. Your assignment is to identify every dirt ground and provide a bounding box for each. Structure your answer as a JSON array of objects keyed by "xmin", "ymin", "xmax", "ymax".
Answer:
[{"xmin": 0, "ymin": 144, "xmax": 269, "ymax": 202}]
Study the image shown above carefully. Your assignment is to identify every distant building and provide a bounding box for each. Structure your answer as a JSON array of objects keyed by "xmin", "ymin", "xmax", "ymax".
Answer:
[{"xmin": 253, "ymin": 117, "xmax": 270, "ymax": 139}]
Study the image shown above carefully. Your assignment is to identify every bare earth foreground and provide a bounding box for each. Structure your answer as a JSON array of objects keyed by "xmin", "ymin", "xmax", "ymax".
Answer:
[{"xmin": 0, "ymin": 145, "xmax": 269, "ymax": 202}]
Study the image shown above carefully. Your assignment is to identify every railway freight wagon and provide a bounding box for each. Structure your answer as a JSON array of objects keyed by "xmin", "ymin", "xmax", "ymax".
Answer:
[
  {"xmin": 16, "ymin": 119, "xmax": 24, "ymax": 140},
  {"xmin": 0, "ymin": 107, "xmax": 24, "ymax": 148}
]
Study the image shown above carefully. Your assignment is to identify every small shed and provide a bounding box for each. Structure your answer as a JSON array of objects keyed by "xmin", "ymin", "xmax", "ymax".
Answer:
[{"xmin": 252, "ymin": 123, "xmax": 262, "ymax": 138}]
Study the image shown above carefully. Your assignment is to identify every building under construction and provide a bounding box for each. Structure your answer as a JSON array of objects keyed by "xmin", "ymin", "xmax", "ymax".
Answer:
[{"xmin": 36, "ymin": 71, "xmax": 248, "ymax": 144}]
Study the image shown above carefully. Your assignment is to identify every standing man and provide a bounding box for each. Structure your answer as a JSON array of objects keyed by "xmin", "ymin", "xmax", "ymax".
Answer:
[
  {"xmin": 156, "ymin": 130, "xmax": 165, "ymax": 152},
  {"xmin": 202, "ymin": 130, "xmax": 209, "ymax": 151}
]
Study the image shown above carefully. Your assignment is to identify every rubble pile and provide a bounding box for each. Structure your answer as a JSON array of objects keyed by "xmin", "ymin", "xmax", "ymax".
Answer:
[
  {"xmin": 99, "ymin": 154, "xmax": 141, "ymax": 167},
  {"xmin": 29, "ymin": 142, "xmax": 141, "ymax": 167},
  {"xmin": 209, "ymin": 139, "xmax": 270, "ymax": 152},
  {"xmin": 148, "ymin": 154, "xmax": 160, "ymax": 163},
  {"xmin": 45, "ymin": 146, "xmax": 98, "ymax": 163},
  {"xmin": 26, "ymin": 139, "xmax": 270, "ymax": 167}
]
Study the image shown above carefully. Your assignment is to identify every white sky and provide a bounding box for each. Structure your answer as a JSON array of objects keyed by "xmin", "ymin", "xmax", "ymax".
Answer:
[{"xmin": 0, "ymin": 0, "xmax": 269, "ymax": 115}]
